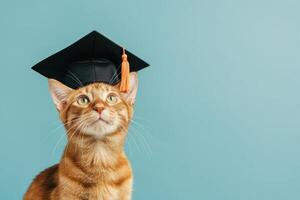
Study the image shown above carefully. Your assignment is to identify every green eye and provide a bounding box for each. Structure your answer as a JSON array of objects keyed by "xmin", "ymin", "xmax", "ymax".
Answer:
[
  {"xmin": 106, "ymin": 94, "xmax": 118, "ymax": 104},
  {"xmin": 77, "ymin": 95, "xmax": 90, "ymax": 105}
]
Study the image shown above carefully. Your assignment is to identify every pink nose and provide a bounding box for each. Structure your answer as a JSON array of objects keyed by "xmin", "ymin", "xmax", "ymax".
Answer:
[{"xmin": 93, "ymin": 106, "xmax": 104, "ymax": 114}]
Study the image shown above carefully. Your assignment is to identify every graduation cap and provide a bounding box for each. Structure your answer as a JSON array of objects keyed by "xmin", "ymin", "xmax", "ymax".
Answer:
[{"xmin": 32, "ymin": 31, "xmax": 149, "ymax": 92}]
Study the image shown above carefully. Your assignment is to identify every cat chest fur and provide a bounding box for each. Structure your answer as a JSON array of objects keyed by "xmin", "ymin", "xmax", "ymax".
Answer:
[{"xmin": 57, "ymin": 142, "xmax": 133, "ymax": 200}]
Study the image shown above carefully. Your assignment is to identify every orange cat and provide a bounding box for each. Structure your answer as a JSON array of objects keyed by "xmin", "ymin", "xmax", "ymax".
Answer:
[{"xmin": 24, "ymin": 72, "xmax": 138, "ymax": 200}]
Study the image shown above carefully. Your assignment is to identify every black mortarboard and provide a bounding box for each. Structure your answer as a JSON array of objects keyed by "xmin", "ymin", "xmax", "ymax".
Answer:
[{"xmin": 32, "ymin": 31, "xmax": 149, "ymax": 92}]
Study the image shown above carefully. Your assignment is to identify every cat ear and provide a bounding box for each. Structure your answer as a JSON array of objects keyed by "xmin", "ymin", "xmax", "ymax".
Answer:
[
  {"xmin": 48, "ymin": 79, "xmax": 73, "ymax": 111},
  {"xmin": 120, "ymin": 72, "xmax": 138, "ymax": 105}
]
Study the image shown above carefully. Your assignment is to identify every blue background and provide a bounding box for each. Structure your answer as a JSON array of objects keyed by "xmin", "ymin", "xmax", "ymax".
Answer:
[{"xmin": 1, "ymin": 0, "xmax": 300, "ymax": 199}]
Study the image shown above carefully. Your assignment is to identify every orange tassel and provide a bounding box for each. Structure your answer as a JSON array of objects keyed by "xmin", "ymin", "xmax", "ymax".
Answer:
[{"xmin": 120, "ymin": 48, "xmax": 130, "ymax": 92}]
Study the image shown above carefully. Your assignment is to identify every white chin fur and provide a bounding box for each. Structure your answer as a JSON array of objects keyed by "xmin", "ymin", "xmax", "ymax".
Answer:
[
  {"xmin": 81, "ymin": 119, "xmax": 119, "ymax": 139},
  {"xmin": 77, "ymin": 109, "xmax": 121, "ymax": 139}
]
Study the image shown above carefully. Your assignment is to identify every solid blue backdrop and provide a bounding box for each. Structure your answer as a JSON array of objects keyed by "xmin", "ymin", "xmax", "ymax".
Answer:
[{"xmin": 1, "ymin": 0, "xmax": 300, "ymax": 199}]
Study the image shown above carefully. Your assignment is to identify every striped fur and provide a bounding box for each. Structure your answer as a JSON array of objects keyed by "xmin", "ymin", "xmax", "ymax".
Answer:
[{"xmin": 24, "ymin": 74, "xmax": 138, "ymax": 200}]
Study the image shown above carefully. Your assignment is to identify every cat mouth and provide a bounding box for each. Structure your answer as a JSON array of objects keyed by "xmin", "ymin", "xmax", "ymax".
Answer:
[
  {"xmin": 89, "ymin": 114, "xmax": 112, "ymax": 126},
  {"xmin": 97, "ymin": 116, "xmax": 112, "ymax": 125}
]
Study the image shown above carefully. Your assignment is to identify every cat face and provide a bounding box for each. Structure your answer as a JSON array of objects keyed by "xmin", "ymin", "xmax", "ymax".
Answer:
[{"xmin": 48, "ymin": 73, "xmax": 138, "ymax": 139}]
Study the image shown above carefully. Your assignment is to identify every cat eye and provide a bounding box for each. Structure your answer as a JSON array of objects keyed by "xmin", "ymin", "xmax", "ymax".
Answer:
[
  {"xmin": 77, "ymin": 95, "xmax": 90, "ymax": 106},
  {"xmin": 106, "ymin": 93, "xmax": 119, "ymax": 104}
]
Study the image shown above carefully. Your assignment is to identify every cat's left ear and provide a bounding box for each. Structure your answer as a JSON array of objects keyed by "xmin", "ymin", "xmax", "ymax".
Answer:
[
  {"xmin": 120, "ymin": 72, "xmax": 138, "ymax": 105},
  {"xmin": 48, "ymin": 79, "xmax": 73, "ymax": 111}
]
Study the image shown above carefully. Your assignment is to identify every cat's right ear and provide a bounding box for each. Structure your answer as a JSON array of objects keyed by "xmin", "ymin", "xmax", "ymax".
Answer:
[{"xmin": 48, "ymin": 79, "xmax": 73, "ymax": 111}]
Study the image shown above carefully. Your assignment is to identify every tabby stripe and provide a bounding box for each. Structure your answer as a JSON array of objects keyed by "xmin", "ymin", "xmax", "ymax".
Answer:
[{"xmin": 111, "ymin": 172, "xmax": 132, "ymax": 187}]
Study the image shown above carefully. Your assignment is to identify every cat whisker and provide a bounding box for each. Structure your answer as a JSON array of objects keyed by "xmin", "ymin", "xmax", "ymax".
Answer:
[
  {"xmin": 67, "ymin": 122, "xmax": 87, "ymax": 153},
  {"xmin": 129, "ymin": 125, "xmax": 152, "ymax": 158},
  {"xmin": 48, "ymin": 117, "xmax": 86, "ymax": 134},
  {"xmin": 119, "ymin": 120, "xmax": 153, "ymax": 159},
  {"xmin": 50, "ymin": 114, "xmax": 95, "ymax": 158},
  {"xmin": 44, "ymin": 115, "xmax": 89, "ymax": 143},
  {"xmin": 66, "ymin": 74, "xmax": 82, "ymax": 87},
  {"xmin": 109, "ymin": 71, "xmax": 122, "ymax": 85},
  {"xmin": 119, "ymin": 124, "xmax": 143, "ymax": 155},
  {"xmin": 65, "ymin": 114, "xmax": 94, "ymax": 129},
  {"xmin": 128, "ymin": 131, "xmax": 142, "ymax": 153},
  {"xmin": 64, "ymin": 115, "xmax": 95, "ymax": 151},
  {"xmin": 108, "ymin": 70, "xmax": 118, "ymax": 84},
  {"xmin": 50, "ymin": 133, "xmax": 66, "ymax": 158},
  {"xmin": 43, "ymin": 117, "xmax": 83, "ymax": 145},
  {"xmin": 67, "ymin": 70, "xmax": 84, "ymax": 87},
  {"xmin": 45, "ymin": 113, "xmax": 92, "ymax": 138},
  {"xmin": 130, "ymin": 118, "xmax": 154, "ymax": 141},
  {"xmin": 125, "ymin": 134, "xmax": 133, "ymax": 157},
  {"xmin": 64, "ymin": 123, "xmax": 85, "ymax": 154},
  {"xmin": 108, "ymin": 65, "xmax": 121, "ymax": 84}
]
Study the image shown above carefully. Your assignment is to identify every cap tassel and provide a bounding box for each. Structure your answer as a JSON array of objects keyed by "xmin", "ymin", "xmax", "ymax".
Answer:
[{"xmin": 120, "ymin": 48, "xmax": 130, "ymax": 92}]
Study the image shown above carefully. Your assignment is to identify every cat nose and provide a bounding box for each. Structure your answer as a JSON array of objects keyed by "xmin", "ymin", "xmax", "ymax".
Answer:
[{"xmin": 93, "ymin": 105, "xmax": 105, "ymax": 114}]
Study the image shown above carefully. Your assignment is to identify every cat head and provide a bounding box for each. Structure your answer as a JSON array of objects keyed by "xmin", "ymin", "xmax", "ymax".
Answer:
[{"xmin": 48, "ymin": 72, "xmax": 138, "ymax": 139}]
